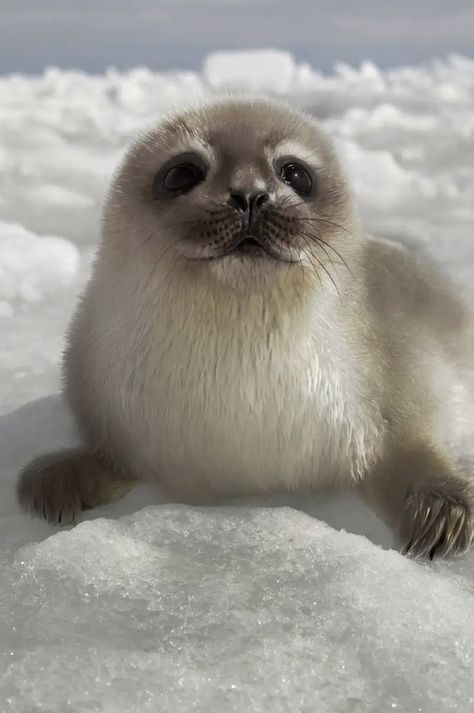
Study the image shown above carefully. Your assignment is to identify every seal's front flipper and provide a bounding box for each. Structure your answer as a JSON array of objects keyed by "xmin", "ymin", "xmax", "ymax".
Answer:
[{"xmin": 17, "ymin": 448, "xmax": 137, "ymax": 525}]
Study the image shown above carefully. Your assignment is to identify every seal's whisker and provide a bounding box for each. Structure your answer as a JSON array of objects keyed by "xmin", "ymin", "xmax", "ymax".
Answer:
[
  {"xmin": 300, "ymin": 234, "xmax": 340, "ymax": 297},
  {"xmin": 299, "ymin": 242, "xmax": 324, "ymax": 291},
  {"xmin": 298, "ymin": 228, "xmax": 352, "ymax": 275},
  {"xmin": 295, "ymin": 216, "xmax": 353, "ymax": 237},
  {"xmin": 299, "ymin": 241, "xmax": 321, "ymax": 279},
  {"xmin": 275, "ymin": 196, "xmax": 353, "ymax": 237},
  {"xmin": 300, "ymin": 231, "xmax": 342, "ymax": 275}
]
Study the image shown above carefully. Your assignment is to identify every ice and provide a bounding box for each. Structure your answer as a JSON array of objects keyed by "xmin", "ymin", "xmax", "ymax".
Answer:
[
  {"xmin": 1, "ymin": 50, "xmax": 474, "ymax": 710},
  {"xmin": 203, "ymin": 50, "xmax": 298, "ymax": 93},
  {"xmin": 0, "ymin": 220, "xmax": 80, "ymax": 307}
]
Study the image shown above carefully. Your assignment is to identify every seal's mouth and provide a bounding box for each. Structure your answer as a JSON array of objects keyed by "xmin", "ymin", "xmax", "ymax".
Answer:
[
  {"xmin": 185, "ymin": 231, "xmax": 299, "ymax": 264},
  {"xmin": 231, "ymin": 235, "xmax": 275, "ymax": 259}
]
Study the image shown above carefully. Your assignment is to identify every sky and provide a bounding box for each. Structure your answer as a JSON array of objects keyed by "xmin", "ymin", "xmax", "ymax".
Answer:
[{"xmin": 0, "ymin": 0, "xmax": 473, "ymax": 75}]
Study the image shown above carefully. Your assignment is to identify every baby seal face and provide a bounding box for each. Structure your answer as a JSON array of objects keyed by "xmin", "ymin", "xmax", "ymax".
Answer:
[{"xmin": 105, "ymin": 98, "xmax": 355, "ymax": 290}]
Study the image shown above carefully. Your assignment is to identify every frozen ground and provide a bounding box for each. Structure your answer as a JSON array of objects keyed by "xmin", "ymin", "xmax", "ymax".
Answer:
[{"xmin": 0, "ymin": 50, "xmax": 473, "ymax": 711}]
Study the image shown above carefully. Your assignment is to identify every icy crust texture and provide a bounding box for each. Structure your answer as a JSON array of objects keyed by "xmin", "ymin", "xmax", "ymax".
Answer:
[{"xmin": 0, "ymin": 505, "xmax": 472, "ymax": 713}]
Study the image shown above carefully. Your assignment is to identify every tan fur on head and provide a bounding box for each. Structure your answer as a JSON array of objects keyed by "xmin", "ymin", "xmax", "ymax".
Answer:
[
  {"xmin": 17, "ymin": 96, "xmax": 474, "ymax": 559},
  {"xmin": 102, "ymin": 96, "xmax": 359, "ymax": 295}
]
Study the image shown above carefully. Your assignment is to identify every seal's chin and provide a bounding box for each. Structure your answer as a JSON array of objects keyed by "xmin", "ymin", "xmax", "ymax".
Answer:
[{"xmin": 182, "ymin": 233, "xmax": 304, "ymax": 292}]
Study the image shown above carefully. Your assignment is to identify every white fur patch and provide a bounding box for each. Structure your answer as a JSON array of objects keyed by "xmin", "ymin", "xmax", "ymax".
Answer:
[
  {"xmin": 83, "ymin": 257, "xmax": 382, "ymax": 502},
  {"xmin": 272, "ymin": 140, "xmax": 321, "ymax": 169}
]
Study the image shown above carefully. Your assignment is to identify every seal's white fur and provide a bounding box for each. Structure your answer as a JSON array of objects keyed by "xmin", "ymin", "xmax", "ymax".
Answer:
[{"xmin": 73, "ymin": 247, "xmax": 382, "ymax": 501}]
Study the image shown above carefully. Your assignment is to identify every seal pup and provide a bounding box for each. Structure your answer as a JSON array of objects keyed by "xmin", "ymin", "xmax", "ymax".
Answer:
[{"xmin": 18, "ymin": 97, "xmax": 474, "ymax": 558}]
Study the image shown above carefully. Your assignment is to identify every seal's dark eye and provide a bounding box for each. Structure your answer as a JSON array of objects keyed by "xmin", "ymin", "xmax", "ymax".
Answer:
[
  {"xmin": 163, "ymin": 163, "xmax": 205, "ymax": 196},
  {"xmin": 153, "ymin": 154, "xmax": 207, "ymax": 199},
  {"xmin": 279, "ymin": 162, "xmax": 313, "ymax": 196}
]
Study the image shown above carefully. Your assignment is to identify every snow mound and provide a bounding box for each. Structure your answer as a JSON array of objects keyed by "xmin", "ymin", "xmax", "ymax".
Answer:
[
  {"xmin": 0, "ymin": 220, "xmax": 79, "ymax": 307},
  {"xmin": 1, "ymin": 504, "xmax": 472, "ymax": 713}
]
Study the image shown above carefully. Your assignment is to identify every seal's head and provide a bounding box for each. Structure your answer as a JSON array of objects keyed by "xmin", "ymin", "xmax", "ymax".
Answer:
[{"xmin": 103, "ymin": 98, "xmax": 357, "ymax": 293}]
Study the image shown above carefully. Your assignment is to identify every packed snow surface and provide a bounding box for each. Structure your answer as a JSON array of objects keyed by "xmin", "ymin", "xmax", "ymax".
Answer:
[{"xmin": 1, "ymin": 50, "xmax": 474, "ymax": 711}]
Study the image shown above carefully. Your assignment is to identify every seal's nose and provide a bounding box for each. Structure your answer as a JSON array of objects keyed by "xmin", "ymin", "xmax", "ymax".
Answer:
[{"xmin": 228, "ymin": 192, "xmax": 270, "ymax": 225}]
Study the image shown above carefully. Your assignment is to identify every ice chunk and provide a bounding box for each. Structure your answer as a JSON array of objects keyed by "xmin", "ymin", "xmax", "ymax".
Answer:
[
  {"xmin": 203, "ymin": 50, "xmax": 297, "ymax": 93},
  {"xmin": 0, "ymin": 220, "xmax": 80, "ymax": 305}
]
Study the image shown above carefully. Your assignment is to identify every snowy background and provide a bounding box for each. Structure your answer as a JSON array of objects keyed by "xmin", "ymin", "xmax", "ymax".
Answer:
[{"xmin": 1, "ymin": 43, "xmax": 474, "ymax": 712}]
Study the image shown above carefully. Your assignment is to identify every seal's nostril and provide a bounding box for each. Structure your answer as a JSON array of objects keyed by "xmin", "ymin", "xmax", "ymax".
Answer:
[
  {"xmin": 228, "ymin": 192, "xmax": 270, "ymax": 215},
  {"xmin": 229, "ymin": 193, "xmax": 249, "ymax": 213},
  {"xmin": 253, "ymin": 192, "xmax": 270, "ymax": 210}
]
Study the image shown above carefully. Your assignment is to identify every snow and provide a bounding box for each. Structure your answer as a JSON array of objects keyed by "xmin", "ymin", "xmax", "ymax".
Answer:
[
  {"xmin": 1, "ymin": 50, "xmax": 474, "ymax": 711},
  {"xmin": 203, "ymin": 50, "xmax": 298, "ymax": 93},
  {"xmin": 0, "ymin": 221, "xmax": 80, "ymax": 306},
  {"xmin": 2, "ymin": 501, "xmax": 473, "ymax": 713}
]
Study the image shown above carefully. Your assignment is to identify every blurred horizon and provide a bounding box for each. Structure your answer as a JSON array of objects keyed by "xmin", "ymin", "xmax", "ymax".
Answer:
[{"xmin": 1, "ymin": 0, "xmax": 473, "ymax": 75}]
